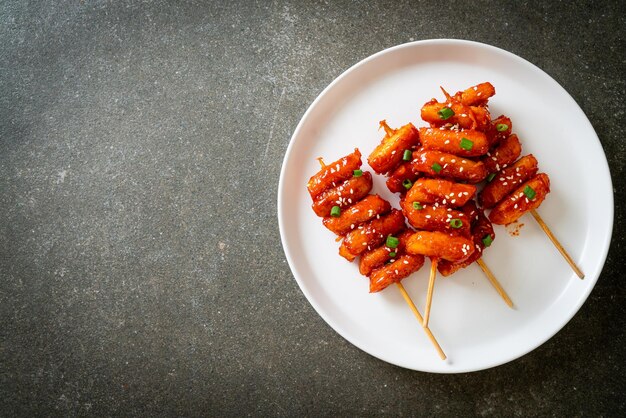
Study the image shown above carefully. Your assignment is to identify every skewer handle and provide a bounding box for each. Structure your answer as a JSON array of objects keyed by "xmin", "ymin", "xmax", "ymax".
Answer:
[
  {"xmin": 395, "ymin": 282, "xmax": 446, "ymax": 360},
  {"xmin": 530, "ymin": 209, "xmax": 584, "ymax": 279},
  {"xmin": 423, "ymin": 258, "xmax": 438, "ymax": 327},
  {"xmin": 476, "ymin": 258, "xmax": 513, "ymax": 308}
]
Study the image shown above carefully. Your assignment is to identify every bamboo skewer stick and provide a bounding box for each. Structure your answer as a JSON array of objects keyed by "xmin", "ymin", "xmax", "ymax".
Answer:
[
  {"xmin": 317, "ymin": 157, "xmax": 446, "ymax": 360},
  {"xmin": 530, "ymin": 209, "xmax": 584, "ymax": 279},
  {"xmin": 476, "ymin": 258, "xmax": 513, "ymax": 308},
  {"xmin": 395, "ymin": 282, "xmax": 446, "ymax": 360},
  {"xmin": 423, "ymin": 257, "xmax": 439, "ymax": 327}
]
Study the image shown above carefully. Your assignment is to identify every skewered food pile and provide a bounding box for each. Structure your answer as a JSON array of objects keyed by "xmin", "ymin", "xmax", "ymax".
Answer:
[
  {"xmin": 307, "ymin": 149, "xmax": 447, "ymax": 359},
  {"xmin": 368, "ymin": 84, "xmax": 508, "ymax": 322},
  {"xmin": 305, "ymin": 81, "xmax": 583, "ymax": 360}
]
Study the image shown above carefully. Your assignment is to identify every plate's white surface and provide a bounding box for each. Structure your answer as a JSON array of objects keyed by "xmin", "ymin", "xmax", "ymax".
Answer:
[{"xmin": 277, "ymin": 39, "xmax": 613, "ymax": 373}]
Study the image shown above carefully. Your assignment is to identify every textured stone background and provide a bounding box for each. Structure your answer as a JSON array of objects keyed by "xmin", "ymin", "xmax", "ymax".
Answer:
[{"xmin": 1, "ymin": 0, "xmax": 624, "ymax": 416}]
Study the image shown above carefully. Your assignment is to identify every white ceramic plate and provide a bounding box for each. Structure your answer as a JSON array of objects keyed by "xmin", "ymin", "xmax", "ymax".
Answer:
[{"xmin": 277, "ymin": 39, "xmax": 613, "ymax": 373}]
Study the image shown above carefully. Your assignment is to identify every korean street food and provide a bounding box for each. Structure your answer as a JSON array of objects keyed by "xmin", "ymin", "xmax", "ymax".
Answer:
[{"xmin": 307, "ymin": 149, "xmax": 424, "ymax": 293}]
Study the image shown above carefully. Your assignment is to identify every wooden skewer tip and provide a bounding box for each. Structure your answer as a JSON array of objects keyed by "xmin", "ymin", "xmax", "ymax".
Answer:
[
  {"xmin": 530, "ymin": 209, "xmax": 584, "ymax": 279},
  {"xmin": 476, "ymin": 258, "xmax": 514, "ymax": 308},
  {"xmin": 395, "ymin": 282, "xmax": 446, "ymax": 360}
]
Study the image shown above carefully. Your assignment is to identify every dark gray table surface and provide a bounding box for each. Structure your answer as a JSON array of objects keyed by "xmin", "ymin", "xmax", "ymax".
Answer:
[{"xmin": 1, "ymin": 1, "xmax": 624, "ymax": 416}]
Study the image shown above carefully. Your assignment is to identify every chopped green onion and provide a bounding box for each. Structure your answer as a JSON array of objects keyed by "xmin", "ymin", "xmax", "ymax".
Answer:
[
  {"xmin": 431, "ymin": 163, "xmax": 442, "ymax": 173},
  {"xmin": 523, "ymin": 185, "xmax": 536, "ymax": 200},
  {"xmin": 460, "ymin": 137, "xmax": 474, "ymax": 151},
  {"xmin": 438, "ymin": 107, "xmax": 454, "ymax": 120},
  {"xmin": 449, "ymin": 218, "xmax": 463, "ymax": 229},
  {"xmin": 412, "ymin": 201, "xmax": 423, "ymax": 210},
  {"xmin": 330, "ymin": 205, "xmax": 341, "ymax": 217},
  {"xmin": 386, "ymin": 235, "xmax": 399, "ymax": 248},
  {"xmin": 402, "ymin": 179, "xmax": 413, "ymax": 190},
  {"xmin": 402, "ymin": 149, "xmax": 412, "ymax": 161},
  {"xmin": 353, "ymin": 169, "xmax": 363, "ymax": 177},
  {"xmin": 388, "ymin": 252, "xmax": 396, "ymax": 258},
  {"xmin": 482, "ymin": 234, "xmax": 493, "ymax": 247},
  {"xmin": 496, "ymin": 123, "xmax": 509, "ymax": 132},
  {"xmin": 486, "ymin": 173, "xmax": 496, "ymax": 182}
]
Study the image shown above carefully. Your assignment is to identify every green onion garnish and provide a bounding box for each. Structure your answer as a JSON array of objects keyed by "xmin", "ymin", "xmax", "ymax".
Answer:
[
  {"xmin": 438, "ymin": 107, "xmax": 454, "ymax": 120},
  {"xmin": 524, "ymin": 185, "xmax": 536, "ymax": 200},
  {"xmin": 412, "ymin": 202, "xmax": 423, "ymax": 210},
  {"xmin": 402, "ymin": 179, "xmax": 413, "ymax": 189},
  {"xmin": 449, "ymin": 218, "xmax": 463, "ymax": 229},
  {"xmin": 482, "ymin": 234, "xmax": 493, "ymax": 247},
  {"xmin": 460, "ymin": 137, "xmax": 474, "ymax": 151},
  {"xmin": 386, "ymin": 235, "xmax": 399, "ymax": 248},
  {"xmin": 431, "ymin": 163, "xmax": 442, "ymax": 173},
  {"xmin": 330, "ymin": 205, "xmax": 341, "ymax": 217},
  {"xmin": 496, "ymin": 123, "xmax": 509, "ymax": 132},
  {"xmin": 402, "ymin": 149, "xmax": 412, "ymax": 161},
  {"xmin": 388, "ymin": 252, "xmax": 396, "ymax": 258},
  {"xmin": 486, "ymin": 173, "xmax": 496, "ymax": 182},
  {"xmin": 353, "ymin": 169, "xmax": 363, "ymax": 177}
]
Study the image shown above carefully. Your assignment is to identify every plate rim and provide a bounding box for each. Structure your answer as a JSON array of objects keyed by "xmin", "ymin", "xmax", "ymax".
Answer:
[{"xmin": 277, "ymin": 38, "xmax": 614, "ymax": 373}]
